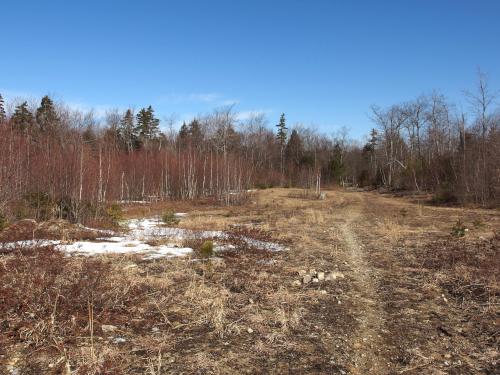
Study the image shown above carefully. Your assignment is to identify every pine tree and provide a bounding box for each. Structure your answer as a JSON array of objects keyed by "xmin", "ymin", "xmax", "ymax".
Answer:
[
  {"xmin": 119, "ymin": 109, "xmax": 137, "ymax": 152},
  {"xmin": 12, "ymin": 101, "xmax": 35, "ymax": 132},
  {"xmin": 276, "ymin": 113, "xmax": 288, "ymax": 178},
  {"xmin": 36, "ymin": 95, "xmax": 59, "ymax": 132},
  {"xmin": 0, "ymin": 94, "xmax": 6, "ymax": 123}
]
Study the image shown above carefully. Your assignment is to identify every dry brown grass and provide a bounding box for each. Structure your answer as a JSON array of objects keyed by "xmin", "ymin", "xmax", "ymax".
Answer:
[{"xmin": 1, "ymin": 188, "xmax": 498, "ymax": 374}]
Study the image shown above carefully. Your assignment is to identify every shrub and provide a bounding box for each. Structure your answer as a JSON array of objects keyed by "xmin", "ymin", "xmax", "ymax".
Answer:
[
  {"xmin": 255, "ymin": 183, "xmax": 273, "ymax": 190},
  {"xmin": 451, "ymin": 219, "xmax": 467, "ymax": 237},
  {"xmin": 0, "ymin": 212, "xmax": 8, "ymax": 231},
  {"xmin": 200, "ymin": 240, "xmax": 214, "ymax": 258},
  {"xmin": 473, "ymin": 219, "xmax": 484, "ymax": 228},
  {"xmin": 162, "ymin": 211, "xmax": 180, "ymax": 226},
  {"xmin": 106, "ymin": 203, "xmax": 123, "ymax": 223},
  {"xmin": 431, "ymin": 190, "xmax": 458, "ymax": 205},
  {"xmin": 23, "ymin": 191, "xmax": 56, "ymax": 220}
]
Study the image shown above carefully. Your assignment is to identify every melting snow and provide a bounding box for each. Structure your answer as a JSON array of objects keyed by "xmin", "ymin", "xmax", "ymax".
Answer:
[{"xmin": 1, "ymin": 215, "xmax": 286, "ymax": 259}]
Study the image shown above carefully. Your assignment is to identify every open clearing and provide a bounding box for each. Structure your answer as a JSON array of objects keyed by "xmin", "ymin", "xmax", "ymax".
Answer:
[{"xmin": 1, "ymin": 188, "xmax": 498, "ymax": 374}]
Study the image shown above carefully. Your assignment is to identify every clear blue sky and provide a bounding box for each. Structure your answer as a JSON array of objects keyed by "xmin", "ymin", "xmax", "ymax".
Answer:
[{"xmin": 1, "ymin": 0, "xmax": 499, "ymax": 140}]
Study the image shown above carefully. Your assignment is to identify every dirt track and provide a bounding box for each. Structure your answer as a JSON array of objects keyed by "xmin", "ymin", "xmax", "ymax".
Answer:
[{"xmin": 255, "ymin": 188, "xmax": 498, "ymax": 374}]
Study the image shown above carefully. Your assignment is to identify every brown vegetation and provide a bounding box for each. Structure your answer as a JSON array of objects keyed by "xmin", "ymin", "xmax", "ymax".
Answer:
[{"xmin": 1, "ymin": 188, "xmax": 498, "ymax": 374}]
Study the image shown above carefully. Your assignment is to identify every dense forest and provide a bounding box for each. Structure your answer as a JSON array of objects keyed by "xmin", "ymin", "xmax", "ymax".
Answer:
[{"xmin": 0, "ymin": 74, "xmax": 498, "ymax": 223}]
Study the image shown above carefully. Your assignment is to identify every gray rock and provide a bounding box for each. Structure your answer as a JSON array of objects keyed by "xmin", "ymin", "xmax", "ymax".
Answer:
[
  {"xmin": 312, "ymin": 278, "xmax": 319, "ymax": 283},
  {"xmin": 101, "ymin": 324, "xmax": 118, "ymax": 333},
  {"xmin": 317, "ymin": 272, "xmax": 325, "ymax": 281},
  {"xmin": 303, "ymin": 275, "xmax": 312, "ymax": 284},
  {"xmin": 326, "ymin": 271, "xmax": 345, "ymax": 281}
]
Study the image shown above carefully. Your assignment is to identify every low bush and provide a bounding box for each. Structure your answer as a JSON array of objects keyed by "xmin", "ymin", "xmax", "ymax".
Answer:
[
  {"xmin": 200, "ymin": 240, "xmax": 214, "ymax": 257},
  {"xmin": 431, "ymin": 190, "xmax": 458, "ymax": 205},
  {"xmin": 451, "ymin": 219, "xmax": 467, "ymax": 237},
  {"xmin": 255, "ymin": 183, "xmax": 273, "ymax": 190},
  {"xmin": 162, "ymin": 210, "xmax": 180, "ymax": 225},
  {"xmin": 0, "ymin": 211, "xmax": 8, "ymax": 231},
  {"xmin": 106, "ymin": 203, "xmax": 123, "ymax": 223}
]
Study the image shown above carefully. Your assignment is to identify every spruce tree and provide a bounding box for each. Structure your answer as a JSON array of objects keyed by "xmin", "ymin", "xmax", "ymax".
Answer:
[
  {"xmin": 285, "ymin": 129, "xmax": 303, "ymax": 167},
  {"xmin": 12, "ymin": 101, "xmax": 35, "ymax": 132},
  {"xmin": 328, "ymin": 143, "xmax": 345, "ymax": 184},
  {"xmin": 36, "ymin": 95, "xmax": 59, "ymax": 132},
  {"xmin": 0, "ymin": 94, "xmax": 6, "ymax": 123},
  {"xmin": 188, "ymin": 119, "xmax": 203, "ymax": 145},
  {"xmin": 276, "ymin": 113, "xmax": 287, "ymax": 145},
  {"xmin": 177, "ymin": 122, "xmax": 189, "ymax": 148},
  {"xmin": 119, "ymin": 109, "xmax": 137, "ymax": 152},
  {"xmin": 276, "ymin": 113, "xmax": 288, "ymax": 177},
  {"xmin": 136, "ymin": 105, "xmax": 160, "ymax": 147}
]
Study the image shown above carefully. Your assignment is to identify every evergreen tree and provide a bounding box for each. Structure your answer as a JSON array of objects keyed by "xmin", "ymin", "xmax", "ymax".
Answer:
[
  {"xmin": 328, "ymin": 143, "xmax": 345, "ymax": 184},
  {"xmin": 136, "ymin": 106, "xmax": 160, "ymax": 147},
  {"xmin": 285, "ymin": 129, "xmax": 303, "ymax": 167},
  {"xmin": 36, "ymin": 95, "xmax": 59, "ymax": 132},
  {"xmin": 188, "ymin": 119, "xmax": 203, "ymax": 145},
  {"xmin": 119, "ymin": 109, "xmax": 137, "ymax": 152},
  {"xmin": 0, "ymin": 94, "xmax": 6, "ymax": 123},
  {"xmin": 12, "ymin": 101, "xmax": 35, "ymax": 132},
  {"xmin": 276, "ymin": 113, "xmax": 288, "ymax": 177},
  {"xmin": 177, "ymin": 122, "xmax": 189, "ymax": 148},
  {"xmin": 276, "ymin": 113, "xmax": 287, "ymax": 145}
]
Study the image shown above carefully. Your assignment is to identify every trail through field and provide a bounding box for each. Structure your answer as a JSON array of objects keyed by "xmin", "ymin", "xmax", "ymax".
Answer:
[{"xmin": 329, "ymin": 194, "xmax": 389, "ymax": 373}]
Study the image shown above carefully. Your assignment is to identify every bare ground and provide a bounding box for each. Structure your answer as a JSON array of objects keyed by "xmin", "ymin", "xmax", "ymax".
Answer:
[{"xmin": 0, "ymin": 188, "xmax": 498, "ymax": 374}]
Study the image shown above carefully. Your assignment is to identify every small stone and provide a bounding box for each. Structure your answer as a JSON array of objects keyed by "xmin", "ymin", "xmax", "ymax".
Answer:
[
  {"xmin": 320, "ymin": 290, "xmax": 327, "ymax": 295},
  {"xmin": 249, "ymin": 298, "xmax": 254, "ymax": 304},
  {"xmin": 247, "ymin": 328, "xmax": 253, "ymax": 334},
  {"xmin": 444, "ymin": 354, "xmax": 451, "ymax": 359},
  {"xmin": 303, "ymin": 275, "xmax": 312, "ymax": 284},
  {"xmin": 327, "ymin": 271, "xmax": 345, "ymax": 280},
  {"xmin": 317, "ymin": 272, "xmax": 325, "ymax": 281},
  {"xmin": 113, "ymin": 337, "xmax": 126, "ymax": 344},
  {"xmin": 101, "ymin": 324, "xmax": 118, "ymax": 333},
  {"xmin": 132, "ymin": 347, "xmax": 147, "ymax": 355},
  {"xmin": 298, "ymin": 270, "xmax": 307, "ymax": 276},
  {"xmin": 292, "ymin": 280, "xmax": 302, "ymax": 286},
  {"xmin": 312, "ymin": 278, "xmax": 319, "ymax": 283},
  {"xmin": 151, "ymin": 327, "xmax": 160, "ymax": 332}
]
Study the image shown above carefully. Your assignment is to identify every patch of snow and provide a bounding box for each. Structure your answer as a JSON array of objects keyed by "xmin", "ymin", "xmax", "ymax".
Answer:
[
  {"xmin": 0, "ymin": 239, "xmax": 60, "ymax": 249},
  {"xmin": 0, "ymin": 216, "xmax": 286, "ymax": 260}
]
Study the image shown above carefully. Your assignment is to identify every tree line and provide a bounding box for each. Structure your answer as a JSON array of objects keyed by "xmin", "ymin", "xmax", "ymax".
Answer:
[
  {"xmin": 354, "ymin": 72, "xmax": 499, "ymax": 206},
  {"xmin": 0, "ymin": 73, "xmax": 498, "ymax": 223}
]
